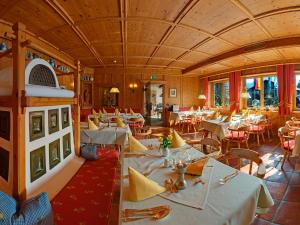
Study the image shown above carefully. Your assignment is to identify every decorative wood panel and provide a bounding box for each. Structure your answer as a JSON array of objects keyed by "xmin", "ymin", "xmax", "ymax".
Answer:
[
  {"xmin": 29, "ymin": 111, "xmax": 45, "ymax": 142},
  {"xmin": 49, "ymin": 139, "xmax": 60, "ymax": 169},
  {"xmin": 48, "ymin": 109, "xmax": 59, "ymax": 135},
  {"xmin": 30, "ymin": 146, "xmax": 46, "ymax": 182},
  {"xmin": 61, "ymin": 107, "xmax": 70, "ymax": 129},
  {"xmin": 63, "ymin": 133, "xmax": 71, "ymax": 159},
  {"xmin": 0, "ymin": 111, "xmax": 10, "ymax": 141},
  {"xmin": 0, "ymin": 147, "xmax": 9, "ymax": 181}
]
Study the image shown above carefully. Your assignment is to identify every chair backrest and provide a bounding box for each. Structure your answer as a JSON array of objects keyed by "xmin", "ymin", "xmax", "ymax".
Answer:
[
  {"xmin": 227, "ymin": 148, "xmax": 265, "ymax": 178},
  {"xmin": 200, "ymin": 137, "xmax": 221, "ymax": 152}
]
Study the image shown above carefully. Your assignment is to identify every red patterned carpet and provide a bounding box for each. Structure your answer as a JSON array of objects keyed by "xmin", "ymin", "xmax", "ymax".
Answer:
[{"xmin": 51, "ymin": 148, "xmax": 119, "ymax": 225}]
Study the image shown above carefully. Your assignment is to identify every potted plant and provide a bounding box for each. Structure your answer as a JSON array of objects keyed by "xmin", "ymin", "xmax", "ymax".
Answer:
[{"xmin": 159, "ymin": 134, "xmax": 173, "ymax": 157}]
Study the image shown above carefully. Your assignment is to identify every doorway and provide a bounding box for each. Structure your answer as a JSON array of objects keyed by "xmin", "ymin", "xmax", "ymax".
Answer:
[{"xmin": 144, "ymin": 83, "xmax": 164, "ymax": 126}]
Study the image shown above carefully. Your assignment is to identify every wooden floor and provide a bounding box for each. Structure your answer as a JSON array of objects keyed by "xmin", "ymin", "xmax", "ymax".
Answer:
[{"xmin": 109, "ymin": 128, "xmax": 300, "ymax": 225}]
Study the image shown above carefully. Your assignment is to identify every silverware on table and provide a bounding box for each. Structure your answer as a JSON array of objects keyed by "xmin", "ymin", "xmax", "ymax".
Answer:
[
  {"xmin": 122, "ymin": 205, "xmax": 170, "ymax": 222},
  {"xmin": 219, "ymin": 170, "xmax": 239, "ymax": 184}
]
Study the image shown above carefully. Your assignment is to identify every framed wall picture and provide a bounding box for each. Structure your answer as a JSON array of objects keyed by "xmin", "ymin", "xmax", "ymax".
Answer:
[
  {"xmin": 0, "ymin": 147, "xmax": 9, "ymax": 181},
  {"xmin": 169, "ymin": 88, "xmax": 177, "ymax": 97},
  {"xmin": 30, "ymin": 146, "xmax": 46, "ymax": 182},
  {"xmin": 49, "ymin": 139, "xmax": 61, "ymax": 169},
  {"xmin": 29, "ymin": 111, "xmax": 45, "ymax": 142},
  {"xmin": 61, "ymin": 107, "xmax": 69, "ymax": 129},
  {"xmin": 63, "ymin": 133, "xmax": 71, "ymax": 159},
  {"xmin": 48, "ymin": 109, "xmax": 59, "ymax": 134},
  {"xmin": 0, "ymin": 111, "xmax": 10, "ymax": 141}
]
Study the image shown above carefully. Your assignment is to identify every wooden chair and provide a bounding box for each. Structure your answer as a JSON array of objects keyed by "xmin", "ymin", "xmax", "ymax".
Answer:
[
  {"xmin": 278, "ymin": 127, "xmax": 296, "ymax": 169},
  {"xmin": 180, "ymin": 115, "xmax": 197, "ymax": 133},
  {"xmin": 200, "ymin": 137, "xmax": 221, "ymax": 154},
  {"xmin": 135, "ymin": 126, "xmax": 152, "ymax": 139},
  {"xmin": 224, "ymin": 125, "xmax": 250, "ymax": 152},
  {"xmin": 249, "ymin": 120, "xmax": 266, "ymax": 145},
  {"xmin": 128, "ymin": 117, "xmax": 145, "ymax": 135},
  {"xmin": 225, "ymin": 148, "xmax": 266, "ymax": 178}
]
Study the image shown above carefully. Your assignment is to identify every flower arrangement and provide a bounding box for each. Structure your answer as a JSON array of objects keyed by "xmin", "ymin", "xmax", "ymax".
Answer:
[{"xmin": 159, "ymin": 134, "xmax": 173, "ymax": 149}]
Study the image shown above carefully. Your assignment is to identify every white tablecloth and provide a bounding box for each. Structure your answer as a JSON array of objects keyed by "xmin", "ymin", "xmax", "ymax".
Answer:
[
  {"xmin": 169, "ymin": 111, "xmax": 214, "ymax": 124},
  {"xmin": 120, "ymin": 145, "xmax": 274, "ymax": 225},
  {"xmin": 80, "ymin": 126, "xmax": 131, "ymax": 146},
  {"xmin": 201, "ymin": 119, "xmax": 230, "ymax": 139},
  {"xmin": 293, "ymin": 130, "xmax": 300, "ymax": 157},
  {"xmin": 89, "ymin": 113, "xmax": 143, "ymax": 123}
]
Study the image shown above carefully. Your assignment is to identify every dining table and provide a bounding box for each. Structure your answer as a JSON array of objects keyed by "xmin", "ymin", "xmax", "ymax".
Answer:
[
  {"xmin": 119, "ymin": 139, "xmax": 274, "ymax": 225},
  {"xmin": 169, "ymin": 110, "xmax": 214, "ymax": 125},
  {"xmin": 88, "ymin": 112, "xmax": 144, "ymax": 123},
  {"xmin": 80, "ymin": 123, "xmax": 132, "ymax": 146}
]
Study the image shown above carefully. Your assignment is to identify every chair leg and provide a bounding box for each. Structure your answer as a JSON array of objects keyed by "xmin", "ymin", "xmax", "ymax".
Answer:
[
  {"xmin": 257, "ymin": 134, "xmax": 260, "ymax": 145},
  {"xmin": 237, "ymin": 142, "xmax": 241, "ymax": 148},
  {"xmin": 245, "ymin": 141, "xmax": 249, "ymax": 149},
  {"xmin": 281, "ymin": 152, "xmax": 288, "ymax": 169},
  {"xmin": 267, "ymin": 129, "xmax": 270, "ymax": 140},
  {"xmin": 226, "ymin": 140, "xmax": 230, "ymax": 153},
  {"xmin": 261, "ymin": 132, "xmax": 265, "ymax": 143}
]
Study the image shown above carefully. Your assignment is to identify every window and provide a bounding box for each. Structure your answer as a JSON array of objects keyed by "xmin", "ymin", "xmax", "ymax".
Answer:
[
  {"xmin": 245, "ymin": 75, "xmax": 278, "ymax": 108},
  {"xmin": 211, "ymin": 80, "xmax": 229, "ymax": 107},
  {"xmin": 296, "ymin": 75, "xmax": 300, "ymax": 108}
]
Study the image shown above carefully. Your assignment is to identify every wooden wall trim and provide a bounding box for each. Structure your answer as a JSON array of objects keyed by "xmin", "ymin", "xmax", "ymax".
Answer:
[
  {"xmin": 73, "ymin": 60, "xmax": 81, "ymax": 156},
  {"xmin": 12, "ymin": 22, "xmax": 26, "ymax": 200}
]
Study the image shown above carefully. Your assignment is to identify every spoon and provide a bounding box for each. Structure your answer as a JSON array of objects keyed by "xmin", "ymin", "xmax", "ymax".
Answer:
[
  {"xmin": 122, "ymin": 207, "xmax": 170, "ymax": 222},
  {"xmin": 219, "ymin": 170, "xmax": 239, "ymax": 184}
]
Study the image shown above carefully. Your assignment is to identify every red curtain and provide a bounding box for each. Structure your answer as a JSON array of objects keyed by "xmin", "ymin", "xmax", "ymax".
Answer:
[
  {"xmin": 277, "ymin": 65, "xmax": 285, "ymax": 116},
  {"xmin": 203, "ymin": 77, "xmax": 209, "ymax": 106},
  {"xmin": 234, "ymin": 71, "xmax": 241, "ymax": 113},
  {"xmin": 229, "ymin": 72, "xmax": 236, "ymax": 112},
  {"xmin": 285, "ymin": 64, "xmax": 295, "ymax": 115}
]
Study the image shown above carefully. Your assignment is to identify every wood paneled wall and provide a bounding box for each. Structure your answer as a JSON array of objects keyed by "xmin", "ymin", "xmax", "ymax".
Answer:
[{"xmin": 93, "ymin": 68, "xmax": 201, "ymax": 110}]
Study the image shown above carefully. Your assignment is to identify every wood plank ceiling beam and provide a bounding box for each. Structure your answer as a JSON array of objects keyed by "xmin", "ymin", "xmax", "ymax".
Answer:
[
  {"xmin": 228, "ymin": 0, "xmax": 286, "ymax": 59},
  {"xmin": 145, "ymin": 0, "xmax": 202, "ymax": 66},
  {"xmin": 44, "ymin": 0, "xmax": 104, "ymax": 66},
  {"xmin": 183, "ymin": 36, "xmax": 300, "ymax": 74}
]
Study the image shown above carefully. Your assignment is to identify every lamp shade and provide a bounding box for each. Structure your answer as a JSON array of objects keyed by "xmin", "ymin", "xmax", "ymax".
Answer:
[
  {"xmin": 241, "ymin": 91, "xmax": 251, "ymax": 99},
  {"xmin": 110, "ymin": 87, "xmax": 120, "ymax": 93},
  {"xmin": 198, "ymin": 94, "xmax": 206, "ymax": 100}
]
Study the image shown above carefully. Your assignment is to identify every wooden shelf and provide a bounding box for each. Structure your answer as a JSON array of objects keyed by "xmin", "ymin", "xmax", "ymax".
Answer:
[{"xmin": 22, "ymin": 97, "xmax": 77, "ymax": 107}]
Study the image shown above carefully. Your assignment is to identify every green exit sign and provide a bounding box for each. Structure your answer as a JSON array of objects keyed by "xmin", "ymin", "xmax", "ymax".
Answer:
[{"xmin": 150, "ymin": 74, "xmax": 157, "ymax": 80}]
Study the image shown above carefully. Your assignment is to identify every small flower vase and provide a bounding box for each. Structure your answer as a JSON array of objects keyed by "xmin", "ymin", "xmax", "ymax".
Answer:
[{"xmin": 162, "ymin": 147, "xmax": 169, "ymax": 157}]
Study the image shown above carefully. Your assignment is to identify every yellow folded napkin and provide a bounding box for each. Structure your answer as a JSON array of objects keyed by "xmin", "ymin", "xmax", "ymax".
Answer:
[
  {"xmin": 128, "ymin": 167, "xmax": 166, "ymax": 201},
  {"xmin": 94, "ymin": 116, "xmax": 100, "ymax": 125},
  {"xmin": 88, "ymin": 118, "xmax": 98, "ymax": 130},
  {"xmin": 129, "ymin": 108, "xmax": 135, "ymax": 115},
  {"xmin": 98, "ymin": 109, "xmax": 103, "ymax": 117},
  {"xmin": 116, "ymin": 117, "xmax": 126, "ymax": 128},
  {"xmin": 92, "ymin": 108, "xmax": 97, "ymax": 115},
  {"xmin": 102, "ymin": 108, "xmax": 107, "ymax": 114},
  {"xmin": 128, "ymin": 135, "xmax": 148, "ymax": 152},
  {"xmin": 186, "ymin": 158, "xmax": 209, "ymax": 176},
  {"xmin": 115, "ymin": 108, "xmax": 120, "ymax": 115},
  {"xmin": 172, "ymin": 130, "xmax": 185, "ymax": 148},
  {"xmin": 197, "ymin": 106, "xmax": 201, "ymax": 111},
  {"xmin": 190, "ymin": 106, "xmax": 194, "ymax": 111},
  {"xmin": 223, "ymin": 115, "xmax": 232, "ymax": 122}
]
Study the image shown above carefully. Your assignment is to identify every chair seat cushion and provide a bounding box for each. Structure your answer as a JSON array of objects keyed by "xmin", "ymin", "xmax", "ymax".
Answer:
[
  {"xmin": 129, "ymin": 123, "xmax": 142, "ymax": 128},
  {"xmin": 226, "ymin": 131, "xmax": 247, "ymax": 140},
  {"xmin": 283, "ymin": 140, "xmax": 295, "ymax": 150},
  {"xmin": 12, "ymin": 192, "xmax": 54, "ymax": 225},
  {"xmin": 0, "ymin": 192, "xmax": 17, "ymax": 224},
  {"xmin": 81, "ymin": 144, "xmax": 99, "ymax": 160},
  {"xmin": 250, "ymin": 126, "xmax": 264, "ymax": 132}
]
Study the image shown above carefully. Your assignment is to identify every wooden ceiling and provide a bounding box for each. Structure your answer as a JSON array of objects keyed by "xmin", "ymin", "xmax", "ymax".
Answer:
[{"xmin": 1, "ymin": 0, "xmax": 300, "ymax": 76}]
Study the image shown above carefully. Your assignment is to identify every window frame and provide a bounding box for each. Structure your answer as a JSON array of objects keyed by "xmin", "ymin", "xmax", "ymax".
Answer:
[
  {"xmin": 242, "ymin": 74, "xmax": 278, "ymax": 109},
  {"xmin": 294, "ymin": 72, "xmax": 300, "ymax": 111},
  {"xmin": 209, "ymin": 79, "xmax": 229, "ymax": 108}
]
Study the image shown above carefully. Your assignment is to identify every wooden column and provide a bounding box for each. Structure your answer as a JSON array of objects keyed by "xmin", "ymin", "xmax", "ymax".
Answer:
[
  {"xmin": 74, "ymin": 60, "xmax": 81, "ymax": 156},
  {"xmin": 12, "ymin": 22, "xmax": 26, "ymax": 200}
]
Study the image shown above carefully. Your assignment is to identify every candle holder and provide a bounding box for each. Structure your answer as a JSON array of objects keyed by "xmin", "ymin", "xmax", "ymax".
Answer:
[{"xmin": 175, "ymin": 161, "xmax": 187, "ymax": 190}]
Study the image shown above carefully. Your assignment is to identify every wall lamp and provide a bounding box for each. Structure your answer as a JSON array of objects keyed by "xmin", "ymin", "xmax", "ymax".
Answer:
[{"xmin": 129, "ymin": 83, "xmax": 138, "ymax": 92}]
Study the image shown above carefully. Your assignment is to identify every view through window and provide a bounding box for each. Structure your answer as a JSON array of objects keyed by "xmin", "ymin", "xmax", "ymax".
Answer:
[
  {"xmin": 212, "ymin": 80, "xmax": 229, "ymax": 107},
  {"xmin": 245, "ymin": 76, "xmax": 278, "ymax": 107},
  {"xmin": 296, "ymin": 75, "xmax": 300, "ymax": 108}
]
